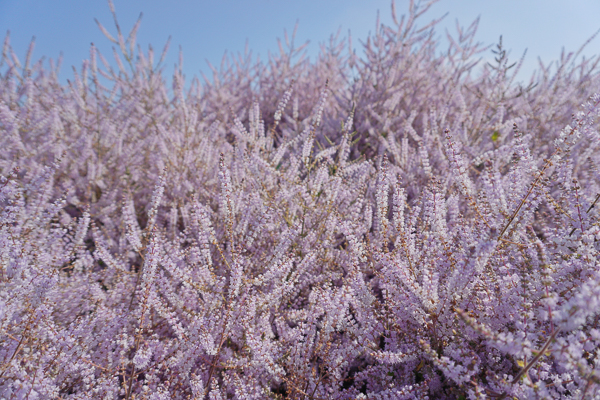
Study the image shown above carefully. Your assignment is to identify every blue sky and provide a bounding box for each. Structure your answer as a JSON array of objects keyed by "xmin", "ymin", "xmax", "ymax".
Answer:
[{"xmin": 1, "ymin": 0, "xmax": 599, "ymax": 85}]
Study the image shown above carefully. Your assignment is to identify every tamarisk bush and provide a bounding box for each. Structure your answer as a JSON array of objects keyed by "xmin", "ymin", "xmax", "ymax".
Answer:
[{"xmin": 2, "ymin": 0, "xmax": 600, "ymax": 398}]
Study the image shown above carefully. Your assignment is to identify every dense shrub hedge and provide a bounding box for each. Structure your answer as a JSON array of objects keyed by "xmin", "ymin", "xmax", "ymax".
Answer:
[{"xmin": 1, "ymin": 1, "xmax": 600, "ymax": 398}]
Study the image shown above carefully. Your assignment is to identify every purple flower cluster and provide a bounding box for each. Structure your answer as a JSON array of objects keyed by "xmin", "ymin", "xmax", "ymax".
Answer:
[{"xmin": 1, "ymin": 1, "xmax": 600, "ymax": 398}]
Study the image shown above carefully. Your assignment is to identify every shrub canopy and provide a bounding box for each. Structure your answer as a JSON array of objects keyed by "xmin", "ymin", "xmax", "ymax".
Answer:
[{"xmin": 1, "ymin": 1, "xmax": 600, "ymax": 398}]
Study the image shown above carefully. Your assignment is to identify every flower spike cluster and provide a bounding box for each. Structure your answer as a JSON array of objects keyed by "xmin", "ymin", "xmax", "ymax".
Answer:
[{"xmin": 2, "ymin": 0, "xmax": 600, "ymax": 398}]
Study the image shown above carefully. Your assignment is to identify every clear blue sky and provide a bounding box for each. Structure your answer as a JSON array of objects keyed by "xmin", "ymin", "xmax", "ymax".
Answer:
[{"xmin": 1, "ymin": 0, "xmax": 599, "ymax": 85}]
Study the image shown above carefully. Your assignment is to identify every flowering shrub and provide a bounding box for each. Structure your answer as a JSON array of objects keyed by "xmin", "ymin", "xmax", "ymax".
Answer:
[{"xmin": 1, "ymin": 0, "xmax": 600, "ymax": 398}]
